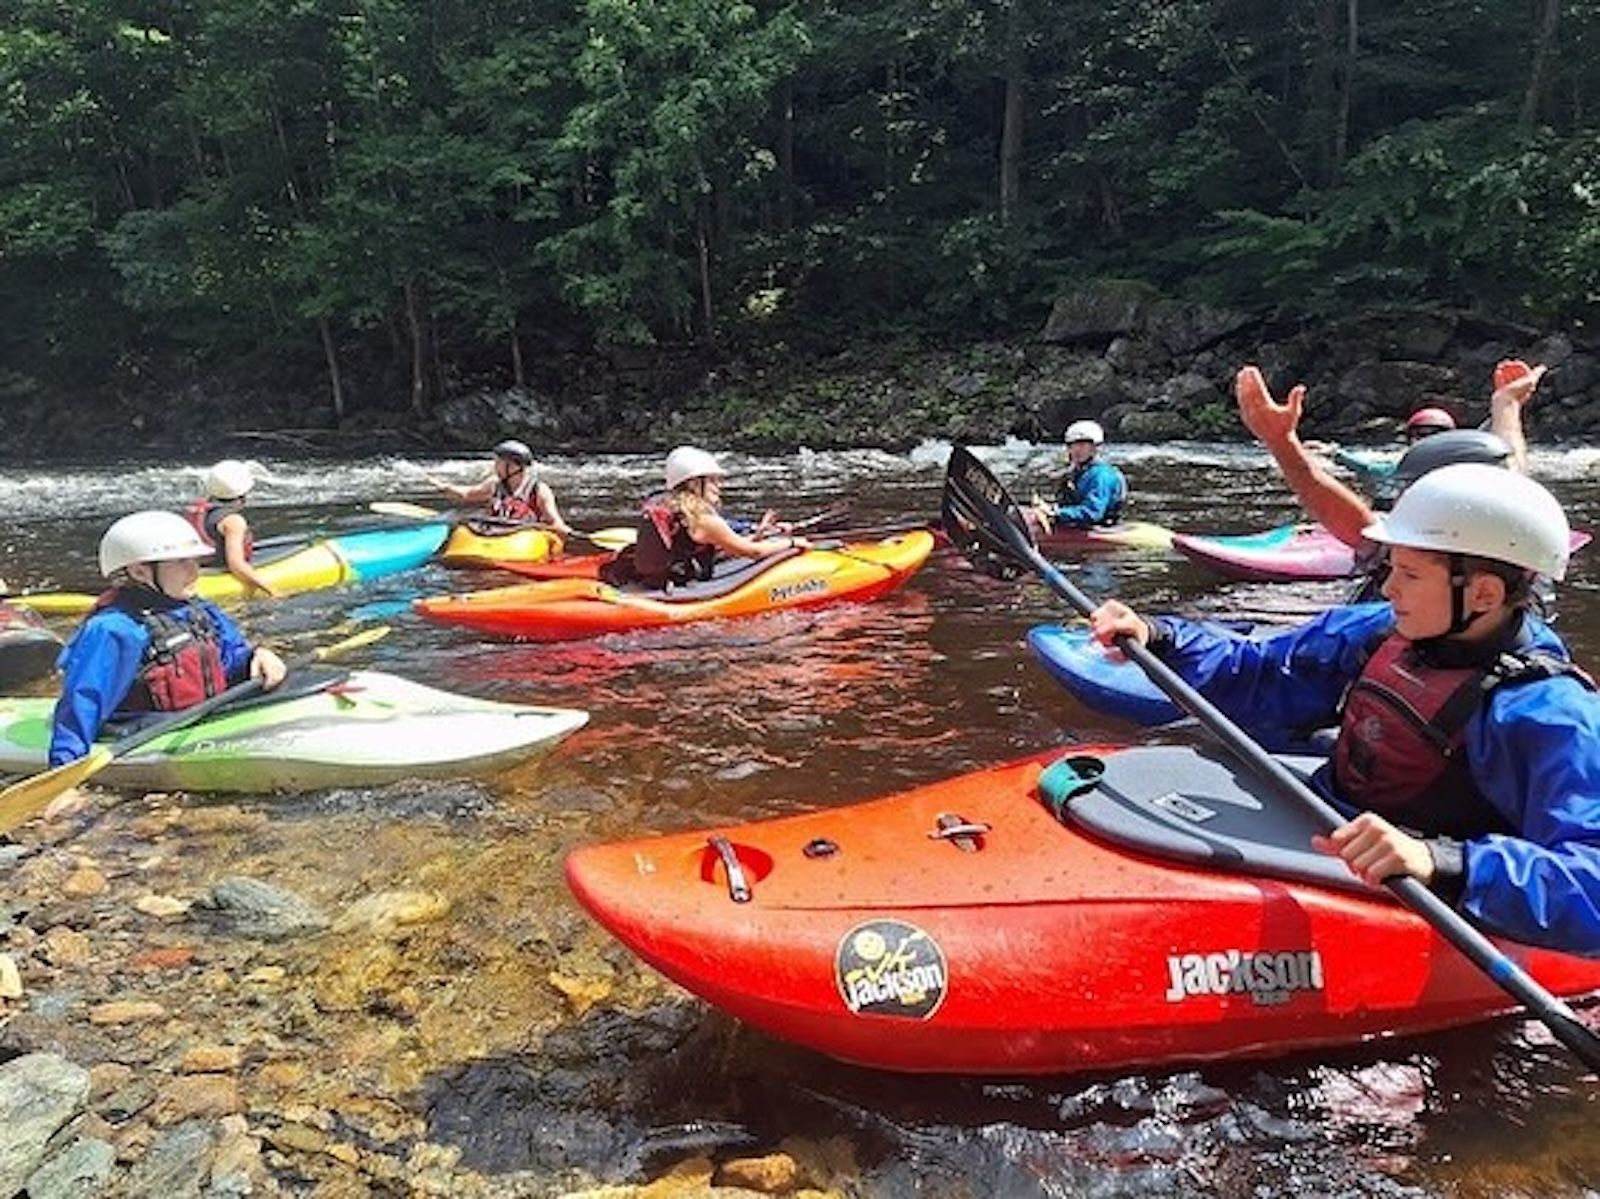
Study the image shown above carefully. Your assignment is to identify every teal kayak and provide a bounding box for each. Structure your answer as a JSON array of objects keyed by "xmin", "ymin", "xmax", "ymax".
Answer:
[{"xmin": 0, "ymin": 670, "xmax": 588, "ymax": 792}]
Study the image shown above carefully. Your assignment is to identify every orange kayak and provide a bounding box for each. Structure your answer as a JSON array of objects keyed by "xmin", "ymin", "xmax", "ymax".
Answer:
[
  {"xmin": 414, "ymin": 531, "xmax": 935, "ymax": 641},
  {"xmin": 568, "ymin": 744, "xmax": 1600, "ymax": 1075}
]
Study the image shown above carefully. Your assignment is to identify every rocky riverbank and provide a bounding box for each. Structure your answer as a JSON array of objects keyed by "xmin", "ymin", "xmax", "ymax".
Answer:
[
  {"xmin": 0, "ymin": 785, "xmax": 859, "ymax": 1197},
  {"xmin": 3, "ymin": 292, "xmax": 1595, "ymax": 461}
]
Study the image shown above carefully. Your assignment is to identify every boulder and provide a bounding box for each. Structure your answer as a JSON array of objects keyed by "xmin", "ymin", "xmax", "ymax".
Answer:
[
  {"xmin": 1040, "ymin": 281, "xmax": 1154, "ymax": 343},
  {"xmin": 0, "ymin": 1054, "xmax": 91, "ymax": 1197}
]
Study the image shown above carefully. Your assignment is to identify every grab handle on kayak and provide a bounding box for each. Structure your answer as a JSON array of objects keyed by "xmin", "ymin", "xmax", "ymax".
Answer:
[
  {"xmin": 928, "ymin": 815, "xmax": 990, "ymax": 851},
  {"xmin": 708, "ymin": 836, "xmax": 752, "ymax": 903}
]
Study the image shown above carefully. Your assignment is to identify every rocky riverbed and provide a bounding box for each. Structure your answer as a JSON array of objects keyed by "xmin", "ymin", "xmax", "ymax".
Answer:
[{"xmin": 0, "ymin": 784, "xmax": 860, "ymax": 1198}]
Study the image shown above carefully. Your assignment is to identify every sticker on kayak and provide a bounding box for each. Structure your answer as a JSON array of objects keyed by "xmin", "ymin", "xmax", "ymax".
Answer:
[
  {"xmin": 835, "ymin": 919, "xmax": 948, "ymax": 1020},
  {"xmin": 768, "ymin": 577, "xmax": 828, "ymax": 603},
  {"xmin": 1164, "ymin": 948, "xmax": 1324, "ymax": 1007}
]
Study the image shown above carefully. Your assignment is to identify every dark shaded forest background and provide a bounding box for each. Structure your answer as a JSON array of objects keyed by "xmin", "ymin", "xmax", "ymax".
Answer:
[{"xmin": 1, "ymin": 0, "xmax": 1595, "ymax": 449}]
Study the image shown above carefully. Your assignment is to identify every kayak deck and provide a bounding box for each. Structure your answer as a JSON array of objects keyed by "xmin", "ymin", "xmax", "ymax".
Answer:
[{"xmin": 566, "ymin": 744, "xmax": 1600, "ymax": 1075}]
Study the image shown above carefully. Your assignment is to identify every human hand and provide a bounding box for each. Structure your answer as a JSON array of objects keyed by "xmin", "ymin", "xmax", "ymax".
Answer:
[
  {"xmin": 250, "ymin": 647, "xmax": 288, "ymax": 690},
  {"xmin": 1235, "ymin": 365, "xmax": 1305, "ymax": 448},
  {"xmin": 754, "ymin": 509, "xmax": 791, "ymax": 538},
  {"xmin": 1491, "ymin": 359, "xmax": 1546, "ymax": 410},
  {"xmin": 1312, "ymin": 812, "xmax": 1434, "ymax": 886},
  {"xmin": 1088, "ymin": 600, "xmax": 1151, "ymax": 650}
]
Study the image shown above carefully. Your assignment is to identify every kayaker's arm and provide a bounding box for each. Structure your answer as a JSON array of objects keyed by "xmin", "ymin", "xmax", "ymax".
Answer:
[
  {"xmin": 216, "ymin": 512, "xmax": 278, "ymax": 598},
  {"xmin": 48, "ymin": 617, "xmax": 144, "ymax": 766},
  {"xmin": 536, "ymin": 482, "xmax": 574, "ymax": 537},
  {"xmin": 205, "ymin": 600, "xmax": 275, "ymax": 690},
  {"xmin": 1090, "ymin": 599, "xmax": 1392, "ymax": 735},
  {"xmin": 433, "ymin": 474, "xmax": 495, "ymax": 504},
  {"xmin": 690, "ymin": 510, "xmax": 808, "ymax": 560},
  {"xmin": 1456, "ymin": 678, "xmax": 1600, "ymax": 954},
  {"xmin": 1488, "ymin": 359, "xmax": 1542, "ymax": 474},
  {"xmin": 1235, "ymin": 366, "xmax": 1373, "ymax": 548}
]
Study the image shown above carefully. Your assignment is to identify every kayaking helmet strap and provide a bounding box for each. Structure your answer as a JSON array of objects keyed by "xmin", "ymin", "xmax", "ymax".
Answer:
[{"xmin": 1446, "ymin": 553, "xmax": 1477, "ymax": 636}]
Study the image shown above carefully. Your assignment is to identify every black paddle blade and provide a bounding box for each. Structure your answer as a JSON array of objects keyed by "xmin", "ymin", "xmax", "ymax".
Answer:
[{"xmin": 941, "ymin": 445, "xmax": 1038, "ymax": 579}]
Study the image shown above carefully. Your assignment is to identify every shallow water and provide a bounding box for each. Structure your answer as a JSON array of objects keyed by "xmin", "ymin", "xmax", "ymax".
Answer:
[{"xmin": 2, "ymin": 441, "xmax": 1597, "ymax": 1195}]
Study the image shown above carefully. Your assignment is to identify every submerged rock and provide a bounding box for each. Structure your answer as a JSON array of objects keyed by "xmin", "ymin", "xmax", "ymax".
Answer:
[{"xmin": 192, "ymin": 876, "xmax": 328, "ymax": 941}]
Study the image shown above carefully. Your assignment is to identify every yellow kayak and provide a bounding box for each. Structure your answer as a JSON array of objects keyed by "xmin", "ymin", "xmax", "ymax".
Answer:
[
  {"xmin": 438, "ymin": 523, "xmax": 563, "ymax": 569},
  {"xmin": 14, "ymin": 522, "xmax": 451, "ymax": 617}
]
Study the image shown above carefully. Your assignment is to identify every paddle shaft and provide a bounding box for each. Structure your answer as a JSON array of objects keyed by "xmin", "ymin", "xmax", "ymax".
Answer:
[{"xmin": 944, "ymin": 445, "xmax": 1600, "ymax": 1072}]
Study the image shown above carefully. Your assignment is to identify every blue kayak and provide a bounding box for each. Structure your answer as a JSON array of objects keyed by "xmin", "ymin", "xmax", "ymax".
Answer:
[{"xmin": 1027, "ymin": 625, "xmax": 1183, "ymax": 726}]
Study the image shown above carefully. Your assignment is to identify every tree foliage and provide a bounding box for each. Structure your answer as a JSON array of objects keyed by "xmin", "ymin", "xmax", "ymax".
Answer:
[{"xmin": 0, "ymin": 0, "xmax": 1595, "ymax": 415}]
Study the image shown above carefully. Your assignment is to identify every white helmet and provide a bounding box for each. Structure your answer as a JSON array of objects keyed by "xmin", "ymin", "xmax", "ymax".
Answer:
[
  {"xmin": 1363, "ymin": 463, "xmax": 1571, "ymax": 580},
  {"xmin": 204, "ymin": 459, "xmax": 255, "ymax": 500},
  {"xmin": 664, "ymin": 446, "xmax": 726, "ymax": 491},
  {"xmin": 1064, "ymin": 419, "xmax": 1105, "ymax": 446},
  {"xmin": 100, "ymin": 511, "xmax": 214, "ymax": 578}
]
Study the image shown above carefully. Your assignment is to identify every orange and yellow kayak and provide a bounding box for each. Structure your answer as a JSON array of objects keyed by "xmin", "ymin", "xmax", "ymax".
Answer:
[{"xmin": 414, "ymin": 531, "xmax": 935, "ymax": 641}]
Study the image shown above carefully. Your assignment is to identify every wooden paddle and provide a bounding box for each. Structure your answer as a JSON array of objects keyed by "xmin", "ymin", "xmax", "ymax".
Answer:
[
  {"xmin": 368, "ymin": 502, "xmax": 635, "ymax": 552},
  {"xmin": 941, "ymin": 443, "xmax": 1600, "ymax": 1073},
  {"xmin": 0, "ymin": 625, "xmax": 390, "ymax": 834}
]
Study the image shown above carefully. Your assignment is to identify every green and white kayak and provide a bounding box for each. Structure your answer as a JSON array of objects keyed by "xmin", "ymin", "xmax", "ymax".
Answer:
[{"xmin": 0, "ymin": 670, "xmax": 588, "ymax": 793}]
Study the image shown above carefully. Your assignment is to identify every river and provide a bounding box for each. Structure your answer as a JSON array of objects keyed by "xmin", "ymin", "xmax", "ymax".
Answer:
[{"xmin": 1, "ymin": 441, "xmax": 1596, "ymax": 1196}]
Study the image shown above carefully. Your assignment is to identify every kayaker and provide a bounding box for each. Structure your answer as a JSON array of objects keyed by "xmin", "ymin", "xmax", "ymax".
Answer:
[
  {"xmin": 1235, "ymin": 364, "xmax": 1537, "ymax": 549},
  {"xmin": 1038, "ymin": 420, "xmax": 1128, "ymax": 530},
  {"xmin": 428, "ymin": 439, "xmax": 573, "ymax": 535},
  {"xmin": 603, "ymin": 446, "xmax": 807, "ymax": 589},
  {"xmin": 1088, "ymin": 465, "xmax": 1600, "ymax": 954},
  {"xmin": 1328, "ymin": 406, "xmax": 1454, "ymax": 480},
  {"xmin": 186, "ymin": 460, "xmax": 278, "ymax": 598},
  {"xmin": 49, "ymin": 511, "xmax": 287, "ymax": 767}
]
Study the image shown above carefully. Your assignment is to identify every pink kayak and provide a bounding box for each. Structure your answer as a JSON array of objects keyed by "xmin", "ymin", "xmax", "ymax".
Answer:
[{"xmin": 1175, "ymin": 524, "xmax": 1593, "ymax": 583}]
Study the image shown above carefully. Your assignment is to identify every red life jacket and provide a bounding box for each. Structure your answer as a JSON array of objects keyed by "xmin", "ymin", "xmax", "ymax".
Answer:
[
  {"xmin": 185, "ymin": 498, "xmax": 252, "ymax": 568},
  {"xmin": 629, "ymin": 493, "xmax": 716, "ymax": 589},
  {"xmin": 96, "ymin": 592, "xmax": 230, "ymax": 712},
  {"xmin": 1333, "ymin": 631, "xmax": 1593, "ymax": 838},
  {"xmin": 489, "ymin": 473, "xmax": 547, "ymax": 523}
]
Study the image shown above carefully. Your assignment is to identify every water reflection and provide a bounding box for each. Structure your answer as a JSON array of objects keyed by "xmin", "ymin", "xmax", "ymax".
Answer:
[{"xmin": 3, "ymin": 442, "xmax": 1597, "ymax": 1195}]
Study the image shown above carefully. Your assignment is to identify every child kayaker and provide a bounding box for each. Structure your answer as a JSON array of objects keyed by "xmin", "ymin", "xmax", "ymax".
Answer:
[
  {"xmin": 1235, "ymin": 365, "xmax": 1545, "ymax": 549},
  {"xmin": 49, "ymin": 511, "xmax": 287, "ymax": 767},
  {"xmin": 428, "ymin": 439, "xmax": 573, "ymax": 535},
  {"xmin": 1088, "ymin": 465, "xmax": 1600, "ymax": 954},
  {"xmin": 1037, "ymin": 419, "xmax": 1128, "ymax": 531},
  {"xmin": 603, "ymin": 446, "xmax": 806, "ymax": 589},
  {"xmin": 187, "ymin": 459, "xmax": 278, "ymax": 598}
]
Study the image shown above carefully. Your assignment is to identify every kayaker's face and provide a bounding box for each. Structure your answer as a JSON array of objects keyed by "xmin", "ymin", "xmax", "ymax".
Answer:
[
  {"xmin": 696, "ymin": 476, "xmax": 723, "ymax": 506},
  {"xmin": 495, "ymin": 456, "xmax": 525, "ymax": 483},
  {"xmin": 1381, "ymin": 546, "xmax": 1506, "ymax": 640},
  {"xmin": 132, "ymin": 557, "xmax": 201, "ymax": 600},
  {"xmin": 1066, "ymin": 440, "xmax": 1096, "ymax": 466}
]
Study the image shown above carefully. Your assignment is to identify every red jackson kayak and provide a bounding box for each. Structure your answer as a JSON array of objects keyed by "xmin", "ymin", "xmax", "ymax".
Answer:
[{"xmin": 566, "ymin": 744, "xmax": 1600, "ymax": 1075}]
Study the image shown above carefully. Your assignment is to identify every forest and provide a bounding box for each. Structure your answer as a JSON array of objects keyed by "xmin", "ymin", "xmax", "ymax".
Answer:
[{"xmin": 1, "ymin": 0, "xmax": 1595, "ymax": 434}]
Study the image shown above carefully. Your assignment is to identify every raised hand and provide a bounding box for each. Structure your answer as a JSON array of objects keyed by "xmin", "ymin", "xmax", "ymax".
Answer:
[
  {"xmin": 1235, "ymin": 365, "xmax": 1306, "ymax": 449},
  {"xmin": 1491, "ymin": 358, "xmax": 1547, "ymax": 410}
]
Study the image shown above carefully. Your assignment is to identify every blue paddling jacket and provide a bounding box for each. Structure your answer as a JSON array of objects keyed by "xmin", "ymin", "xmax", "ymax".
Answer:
[
  {"xmin": 1055, "ymin": 458, "xmax": 1128, "ymax": 527},
  {"xmin": 49, "ymin": 595, "xmax": 255, "ymax": 767},
  {"xmin": 1143, "ymin": 602, "xmax": 1600, "ymax": 955}
]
